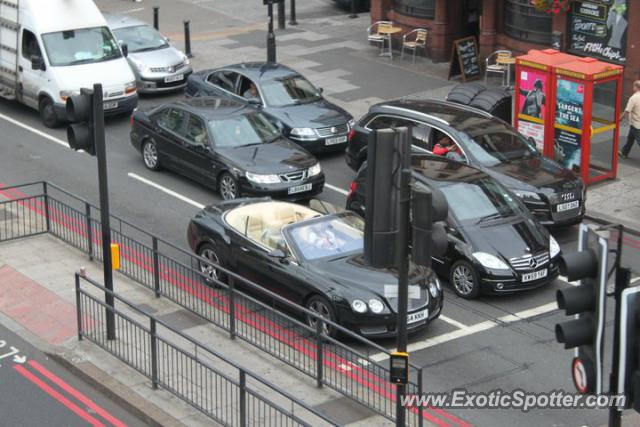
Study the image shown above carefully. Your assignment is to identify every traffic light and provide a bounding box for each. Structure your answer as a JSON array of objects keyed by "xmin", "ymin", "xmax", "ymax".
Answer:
[
  {"xmin": 66, "ymin": 87, "xmax": 96, "ymax": 156},
  {"xmin": 363, "ymin": 128, "xmax": 409, "ymax": 268},
  {"xmin": 410, "ymin": 183, "xmax": 449, "ymax": 267},
  {"xmin": 616, "ymin": 268, "xmax": 640, "ymax": 411},
  {"xmin": 555, "ymin": 224, "xmax": 608, "ymax": 394}
]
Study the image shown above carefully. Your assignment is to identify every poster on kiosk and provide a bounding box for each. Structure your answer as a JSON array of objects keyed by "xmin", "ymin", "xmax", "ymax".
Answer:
[
  {"xmin": 517, "ymin": 70, "xmax": 548, "ymax": 151},
  {"xmin": 554, "ymin": 79, "xmax": 585, "ymax": 171}
]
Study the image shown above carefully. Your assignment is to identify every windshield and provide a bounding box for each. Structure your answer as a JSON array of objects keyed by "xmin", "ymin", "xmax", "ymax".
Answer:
[
  {"xmin": 112, "ymin": 25, "xmax": 169, "ymax": 53},
  {"xmin": 286, "ymin": 213, "xmax": 364, "ymax": 260},
  {"xmin": 440, "ymin": 179, "xmax": 525, "ymax": 224},
  {"xmin": 208, "ymin": 112, "xmax": 281, "ymax": 148},
  {"xmin": 260, "ymin": 76, "xmax": 322, "ymax": 107},
  {"xmin": 42, "ymin": 27, "xmax": 122, "ymax": 66},
  {"xmin": 455, "ymin": 120, "xmax": 538, "ymax": 166}
]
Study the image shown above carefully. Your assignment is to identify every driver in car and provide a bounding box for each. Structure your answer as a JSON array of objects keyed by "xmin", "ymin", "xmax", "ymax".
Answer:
[
  {"xmin": 433, "ymin": 136, "xmax": 462, "ymax": 159},
  {"xmin": 307, "ymin": 223, "xmax": 338, "ymax": 250}
]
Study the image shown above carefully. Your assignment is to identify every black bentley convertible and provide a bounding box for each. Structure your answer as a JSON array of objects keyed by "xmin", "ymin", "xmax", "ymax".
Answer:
[{"xmin": 187, "ymin": 199, "xmax": 443, "ymax": 337}]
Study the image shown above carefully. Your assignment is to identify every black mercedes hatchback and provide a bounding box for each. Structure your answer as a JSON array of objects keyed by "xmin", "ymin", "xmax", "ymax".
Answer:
[
  {"xmin": 347, "ymin": 156, "xmax": 561, "ymax": 299},
  {"xmin": 130, "ymin": 97, "xmax": 324, "ymax": 201},
  {"xmin": 185, "ymin": 62, "xmax": 354, "ymax": 154},
  {"xmin": 346, "ymin": 99, "xmax": 585, "ymax": 227}
]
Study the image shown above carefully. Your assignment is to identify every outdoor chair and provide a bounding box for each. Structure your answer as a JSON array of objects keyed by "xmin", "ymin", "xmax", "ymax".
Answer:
[
  {"xmin": 367, "ymin": 21, "xmax": 393, "ymax": 54},
  {"xmin": 485, "ymin": 50, "xmax": 513, "ymax": 86},
  {"xmin": 401, "ymin": 29, "xmax": 428, "ymax": 62}
]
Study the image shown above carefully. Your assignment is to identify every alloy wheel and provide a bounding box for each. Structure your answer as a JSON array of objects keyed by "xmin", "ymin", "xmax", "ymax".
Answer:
[
  {"xmin": 219, "ymin": 175, "xmax": 238, "ymax": 200},
  {"xmin": 307, "ymin": 299, "xmax": 332, "ymax": 336},
  {"xmin": 452, "ymin": 264, "xmax": 475, "ymax": 296},
  {"xmin": 199, "ymin": 247, "xmax": 220, "ymax": 281},
  {"xmin": 143, "ymin": 142, "xmax": 159, "ymax": 170}
]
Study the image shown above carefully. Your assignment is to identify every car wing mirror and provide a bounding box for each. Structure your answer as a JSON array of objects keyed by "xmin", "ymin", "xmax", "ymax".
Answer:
[
  {"xmin": 247, "ymin": 98, "xmax": 263, "ymax": 107},
  {"xmin": 120, "ymin": 42, "xmax": 129, "ymax": 57},
  {"xmin": 318, "ymin": 87, "xmax": 324, "ymax": 94},
  {"xmin": 268, "ymin": 248, "xmax": 289, "ymax": 263},
  {"xmin": 30, "ymin": 55, "xmax": 45, "ymax": 71}
]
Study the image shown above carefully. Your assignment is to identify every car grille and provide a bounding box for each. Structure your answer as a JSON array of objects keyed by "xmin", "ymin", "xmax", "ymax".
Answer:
[
  {"xmin": 316, "ymin": 123, "xmax": 348, "ymax": 138},
  {"xmin": 279, "ymin": 170, "xmax": 307, "ymax": 183},
  {"xmin": 150, "ymin": 62, "xmax": 187, "ymax": 73},
  {"xmin": 509, "ymin": 252, "xmax": 550, "ymax": 271}
]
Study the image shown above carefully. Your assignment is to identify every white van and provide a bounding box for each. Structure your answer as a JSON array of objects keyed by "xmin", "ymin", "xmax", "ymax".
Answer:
[{"xmin": 0, "ymin": 0, "xmax": 138, "ymax": 127}]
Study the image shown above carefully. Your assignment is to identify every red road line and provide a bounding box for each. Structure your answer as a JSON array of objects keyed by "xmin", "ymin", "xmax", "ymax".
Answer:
[
  {"xmin": 28, "ymin": 360, "xmax": 127, "ymax": 427},
  {"xmin": 13, "ymin": 364, "xmax": 107, "ymax": 427},
  {"xmin": 2, "ymin": 185, "xmax": 470, "ymax": 427}
]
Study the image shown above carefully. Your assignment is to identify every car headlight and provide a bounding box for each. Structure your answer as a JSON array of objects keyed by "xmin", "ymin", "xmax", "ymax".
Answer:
[
  {"xmin": 513, "ymin": 190, "xmax": 541, "ymax": 201},
  {"xmin": 290, "ymin": 127, "xmax": 316, "ymax": 139},
  {"xmin": 351, "ymin": 299, "xmax": 368, "ymax": 313},
  {"xmin": 59, "ymin": 90, "xmax": 79, "ymax": 101},
  {"xmin": 368, "ymin": 299, "xmax": 384, "ymax": 314},
  {"xmin": 125, "ymin": 81, "xmax": 137, "ymax": 94},
  {"xmin": 434, "ymin": 275, "xmax": 441, "ymax": 292},
  {"xmin": 428, "ymin": 280, "xmax": 439, "ymax": 298},
  {"xmin": 348, "ymin": 119, "xmax": 355, "ymax": 129},
  {"xmin": 245, "ymin": 171, "xmax": 280, "ymax": 184},
  {"xmin": 308, "ymin": 163, "xmax": 322, "ymax": 177},
  {"xmin": 550, "ymin": 235, "xmax": 561, "ymax": 258},
  {"xmin": 472, "ymin": 252, "xmax": 510, "ymax": 270}
]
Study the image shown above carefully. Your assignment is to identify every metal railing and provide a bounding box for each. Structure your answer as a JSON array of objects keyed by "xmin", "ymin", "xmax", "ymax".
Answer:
[
  {"xmin": 75, "ymin": 272, "xmax": 337, "ymax": 427},
  {"xmin": 0, "ymin": 181, "xmax": 432, "ymax": 426}
]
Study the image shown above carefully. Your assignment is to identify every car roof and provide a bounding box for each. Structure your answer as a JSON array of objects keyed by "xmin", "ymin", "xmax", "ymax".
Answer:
[
  {"xmin": 409, "ymin": 155, "xmax": 490, "ymax": 186},
  {"xmin": 218, "ymin": 62, "xmax": 299, "ymax": 81},
  {"xmin": 104, "ymin": 14, "xmax": 149, "ymax": 30},
  {"xmin": 170, "ymin": 97, "xmax": 253, "ymax": 119}
]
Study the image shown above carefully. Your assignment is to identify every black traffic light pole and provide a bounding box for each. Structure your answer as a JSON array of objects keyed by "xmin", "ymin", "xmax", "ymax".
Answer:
[
  {"xmin": 93, "ymin": 83, "xmax": 116, "ymax": 341},
  {"xmin": 610, "ymin": 266, "xmax": 630, "ymax": 427}
]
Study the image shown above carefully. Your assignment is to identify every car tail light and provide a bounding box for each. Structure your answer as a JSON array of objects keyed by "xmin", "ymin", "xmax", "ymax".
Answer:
[
  {"xmin": 348, "ymin": 181, "xmax": 357, "ymax": 199},
  {"xmin": 348, "ymin": 128, "xmax": 356, "ymax": 143},
  {"xmin": 129, "ymin": 115, "xmax": 134, "ymax": 127}
]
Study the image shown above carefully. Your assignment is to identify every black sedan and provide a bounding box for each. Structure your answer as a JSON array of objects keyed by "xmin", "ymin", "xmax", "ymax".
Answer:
[
  {"xmin": 347, "ymin": 156, "xmax": 561, "ymax": 299},
  {"xmin": 130, "ymin": 97, "xmax": 324, "ymax": 201},
  {"xmin": 346, "ymin": 99, "xmax": 585, "ymax": 227},
  {"xmin": 187, "ymin": 199, "xmax": 443, "ymax": 337},
  {"xmin": 185, "ymin": 62, "xmax": 354, "ymax": 154}
]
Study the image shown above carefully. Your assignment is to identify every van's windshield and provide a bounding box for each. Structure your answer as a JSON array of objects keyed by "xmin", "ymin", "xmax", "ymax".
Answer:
[{"xmin": 41, "ymin": 27, "xmax": 122, "ymax": 66}]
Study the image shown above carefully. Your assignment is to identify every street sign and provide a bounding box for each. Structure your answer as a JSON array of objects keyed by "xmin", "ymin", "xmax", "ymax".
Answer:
[{"xmin": 572, "ymin": 357, "xmax": 593, "ymax": 394}]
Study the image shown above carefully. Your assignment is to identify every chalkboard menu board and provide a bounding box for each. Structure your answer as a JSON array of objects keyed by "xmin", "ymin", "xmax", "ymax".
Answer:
[
  {"xmin": 568, "ymin": 0, "xmax": 627, "ymax": 64},
  {"xmin": 448, "ymin": 37, "xmax": 481, "ymax": 81}
]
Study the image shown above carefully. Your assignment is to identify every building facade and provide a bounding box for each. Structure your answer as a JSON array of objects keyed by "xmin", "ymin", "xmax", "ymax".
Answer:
[{"xmin": 370, "ymin": 0, "xmax": 638, "ymax": 94}]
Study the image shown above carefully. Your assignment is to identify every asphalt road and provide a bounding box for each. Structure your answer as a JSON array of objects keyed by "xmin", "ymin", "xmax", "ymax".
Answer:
[{"xmin": 0, "ymin": 323, "xmax": 145, "ymax": 427}]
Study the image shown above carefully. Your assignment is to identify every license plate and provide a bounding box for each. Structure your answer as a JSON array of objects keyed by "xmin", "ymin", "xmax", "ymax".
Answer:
[
  {"xmin": 325, "ymin": 136, "xmax": 347, "ymax": 146},
  {"xmin": 288, "ymin": 183, "xmax": 312, "ymax": 194},
  {"xmin": 103, "ymin": 101, "xmax": 118, "ymax": 110},
  {"xmin": 556, "ymin": 200, "xmax": 580, "ymax": 212},
  {"xmin": 164, "ymin": 74, "xmax": 184, "ymax": 83},
  {"xmin": 522, "ymin": 269, "xmax": 548, "ymax": 282},
  {"xmin": 407, "ymin": 308, "xmax": 428, "ymax": 324}
]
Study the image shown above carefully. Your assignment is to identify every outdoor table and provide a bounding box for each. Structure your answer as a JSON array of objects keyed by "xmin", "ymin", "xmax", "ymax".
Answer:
[
  {"xmin": 377, "ymin": 26, "xmax": 402, "ymax": 59},
  {"xmin": 496, "ymin": 55, "xmax": 516, "ymax": 87}
]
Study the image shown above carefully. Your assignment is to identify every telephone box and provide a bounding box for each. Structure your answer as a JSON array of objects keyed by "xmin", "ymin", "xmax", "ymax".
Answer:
[
  {"xmin": 514, "ymin": 49, "xmax": 576, "ymax": 153},
  {"xmin": 552, "ymin": 57, "xmax": 623, "ymax": 185}
]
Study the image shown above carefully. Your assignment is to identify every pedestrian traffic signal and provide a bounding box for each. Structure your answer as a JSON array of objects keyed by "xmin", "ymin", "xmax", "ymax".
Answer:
[
  {"xmin": 410, "ymin": 183, "xmax": 448, "ymax": 268},
  {"xmin": 555, "ymin": 224, "xmax": 608, "ymax": 394},
  {"xmin": 616, "ymin": 269, "xmax": 640, "ymax": 411},
  {"xmin": 66, "ymin": 88, "xmax": 96, "ymax": 156}
]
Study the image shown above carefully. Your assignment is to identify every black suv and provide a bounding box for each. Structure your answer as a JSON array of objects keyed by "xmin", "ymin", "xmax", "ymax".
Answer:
[{"xmin": 346, "ymin": 99, "xmax": 585, "ymax": 227}]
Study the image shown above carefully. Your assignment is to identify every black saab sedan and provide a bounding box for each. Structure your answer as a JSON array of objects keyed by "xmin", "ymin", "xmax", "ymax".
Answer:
[
  {"xmin": 185, "ymin": 62, "xmax": 354, "ymax": 154},
  {"xmin": 347, "ymin": 156, "xmax": 561, "ymax": 299},
  {"xmin": 187, "ymin": 199, "xmax": 443, "ymax": 337},
  {"xmin": 346, "ymin": 99, "xmax": 585, "ymax": 227},
  {"xmin": 130, "ymin": 97, "xmax": 324, "ymax": 200}
]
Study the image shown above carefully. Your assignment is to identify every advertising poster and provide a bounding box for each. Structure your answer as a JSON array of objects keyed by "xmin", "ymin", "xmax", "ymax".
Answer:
[
  {"xmin": 568, "ymin": 0, "xmax": 627, "ymax": 64},
  {"xmin": 554, "ymin": 79, "xmax": 585, "ymax": 170},
  {"xmin": 517, "ymin": 70, "xmax": 547, "ymax": 150}
]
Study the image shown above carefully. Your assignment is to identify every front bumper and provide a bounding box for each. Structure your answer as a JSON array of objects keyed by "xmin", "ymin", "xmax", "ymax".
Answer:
[
  {"xmin": 238, "ymin": 173, "xmax": 325, "ymax": 201},
  {"xmin": 54, "ymin": 94, "xmax": 138, "ymax": 119},
  {"xmin": 290, "ymin": 135, "xmax": 349, "ymax": 154},
  {"xmin": 136, "ymin": 69, "xmax": 193, "ymax": 93},
  {"xmin": 477, "ymin": 260, "xmax": 560, "ymax": 294}
]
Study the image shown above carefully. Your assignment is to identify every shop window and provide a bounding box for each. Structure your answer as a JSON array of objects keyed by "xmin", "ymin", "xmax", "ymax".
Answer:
[
  {"xmin": 394, "ymin": 0, "xmax": 435, "ymax": 19},
  {"xmin": 503, "ymin": 0, "xmax": 552, "ymax": 45}
]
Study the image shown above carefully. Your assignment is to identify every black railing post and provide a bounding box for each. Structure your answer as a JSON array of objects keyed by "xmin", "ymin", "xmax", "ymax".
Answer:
[
  {"xmin": 152, "ymin": 237, "xmax": 160, "ymax": 297},
  {"xmin": 150, "ymin": 317, "xmax": 158, "ymax": 389},
  {"xmin": 153, "ymin": 6, "xmax": 159, "ymax": 30},
  {"xmin": 239, "ymin": 370, "xmax": 247, "ymax": 427},
  {"xmin": 183, "ymin": 20, "xmax": 193, "ymax": 58},
  {"xmin": 42, "ymin": 182, "xmax": 51, "ymax": 232},
  {"xmin": 85, "ymin": 202, "xmax": 93, "ymax": 261},
  {"xmin": 277, "ymin": 0, "xmax": 285, "ymax": 30},
  {"xmin": 75, "ymin": 272, "xmax": 83, "ymax": 341},
  {"xmin": 316, "ymin": 319, "xmax": 323, "ymax": 388},
  {"xmin": 418, "ymin": 368, "xmax": 424, "ymax": 427},
  {"xmin": 349, "ymin": 0, "xmax": 358, "ymax": 19},
  {"xmin": 289, "ymin": 0, "xmax": 297, "ymax": 25},
  {"xmin": 229, "ymin": 277, "xmax": 236, "ymax": 339}
]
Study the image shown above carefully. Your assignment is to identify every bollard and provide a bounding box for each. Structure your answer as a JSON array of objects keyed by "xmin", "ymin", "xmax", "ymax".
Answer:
[
  {"xmin": 277, "ymin": 0, "xmax": 286, "ymax": 30},
  {"xmin": 289, "ymin": 0, "xmax": 297, "ymax": 25},
  {"xmin": 153, "ymin": 6, "xmax": 159, "ymax": 30},
  {"xmin": 349, "ymin": 0, "xmax": 358, "ymax": 18},
  {"xmin": 183, "ymin": 20, "xmax": 193, "ymax": 58}
]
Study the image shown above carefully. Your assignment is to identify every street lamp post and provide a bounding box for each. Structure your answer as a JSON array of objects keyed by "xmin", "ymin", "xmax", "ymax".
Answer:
[{"xmin": 265, "ymin": 0, "xmax": 277, "ymax": 62}]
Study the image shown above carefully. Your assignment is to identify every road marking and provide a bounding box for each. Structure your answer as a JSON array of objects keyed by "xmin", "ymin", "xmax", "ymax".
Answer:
[
  {"xmin": 325, "ymin": 183, "xmax": 349, "ymax": 196},
  {"xmin": 0, "ymin": 112, "xmax": 69, "ymax": 148},
  {"xmin": 127, "ymin": 173, "xmax": 205, "ymax": 209},
  {"xmin": 439, "ymin": 315, "xmax": 467, "ymax": 329},
  {"xmin": 122, "ymin": 7, "xmax": 145, "ymax": 13}
]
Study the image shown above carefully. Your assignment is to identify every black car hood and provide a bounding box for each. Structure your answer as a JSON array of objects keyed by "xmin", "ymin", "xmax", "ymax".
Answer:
[
  {"xmin": 266, "ymin": 100, "xmax": 352, "ymax": 128},
  {"xmin": 482, "ymin": 156, "xmax": 579, "ymax": 193},
  {"xmin": 464, "ymin": 217, "xmax": 549, "ymax": 262},
  {"xmin": 217, "ymin": 138, "xmax": 316, "ymax": 174},
  {"xmin": 307, "ymin": 254, "xmax": 429, "ymax": 313}
]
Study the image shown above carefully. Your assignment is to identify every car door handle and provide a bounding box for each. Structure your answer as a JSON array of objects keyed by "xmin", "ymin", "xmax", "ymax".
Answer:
[{"xmin": 240, "ymin": 246, "xmax": 250, "ymax": 252}]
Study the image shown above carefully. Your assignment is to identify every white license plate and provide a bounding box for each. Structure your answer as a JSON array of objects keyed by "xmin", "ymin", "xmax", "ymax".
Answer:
[
  {"xmin": 288, "ymin": 183, "xmax": 312, "ymax": 195},
  {"xmin": 407, "ymin": 308, "xmax": 428, "ymax": 324},
  {"xmin": 557, "ymin": 200, "xmax": 580, "ymax": 212},
  {"xmin": 103, "ymin": 101, "xmax": 118, "ymax": 110},
  {"xmin": 522, "ymin": 269, "xmax": 548, "ymax": 282},
  {"xmin": 325, "ymin": 136, "xmax": 347, "ymax": 146},
  {"xmin": 164, "ymin": 74, "xmax": 184, "ymax": 83}
]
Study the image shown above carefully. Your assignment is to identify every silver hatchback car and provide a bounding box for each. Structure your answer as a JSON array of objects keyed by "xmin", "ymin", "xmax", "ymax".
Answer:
[{"xmin": 107, "ymin": 15, "xmax": 193, "ymax": 94}]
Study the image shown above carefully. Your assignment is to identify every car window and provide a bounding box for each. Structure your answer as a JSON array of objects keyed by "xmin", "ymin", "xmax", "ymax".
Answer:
[
  {"xmin": 112, "ymin": 25, "xmax": 169, "ymax": 53},
  {"xmin": 185, "ymin": 114, "xmax": 209, "ymax": 146},
  {"xmin": 22, "ymin": 29, "xmax": 43, "ymax": 60},
  {"xmin": 366, "ymin": 115, "xmax": 404, "ymax": 130},
  {"xmin": 410, "ymin": 123, "xmax": 432, "ymax": 151},
  {"xmin": 157, "ymin": 108, "xmax": 186, "ymax": 134},
  {"xmin": 367, "ymin": 115, "xmax": 433, "ymax": 152},
  {"xmin": 431, "ymin": 130, "xmax": 467, "ymax": 161},
  {"xmin": 208, "ymin": 112, "xmax": 280, "ymax": 148},
  {"xmin": 238, "ymin": 76, "xmax": 261, "ymax": 101},
  {"xmin": 260, "ymin": 75, "xmax": 321, "ymax": 107},
  {"xmin": 207, "ymin": 71, "xmax": 238, "ymax": 93},
  {"xmin": 41, "ymin": 26, "xmax": 121, "ymax": 66}
]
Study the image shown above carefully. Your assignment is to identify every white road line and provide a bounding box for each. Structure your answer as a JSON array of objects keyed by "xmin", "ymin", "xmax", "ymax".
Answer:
[
  {"xmin": 559, "ymin": 275, "xmax": 580, "ymax": 287},
  {"xmin": 324, "ymin": 183, "xmax": 349, "ymax": 196},
  {"xmin": 370, "ymin": 302, "xmax": 559, "ymax": 362},
  {"xmin": 123, "ymin": 7, "xmax": 145, "ymax": 13},
  {"xmin": 439, "ymin": 315, "xmax": 467, "ymax": 329},
  {"xmin": 127, "ymin": 173, "xmax": 205, "ymax": 209},
  {"xmin": 0, "ymin": 112, "xmax": 69, "ymax": 148}
]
